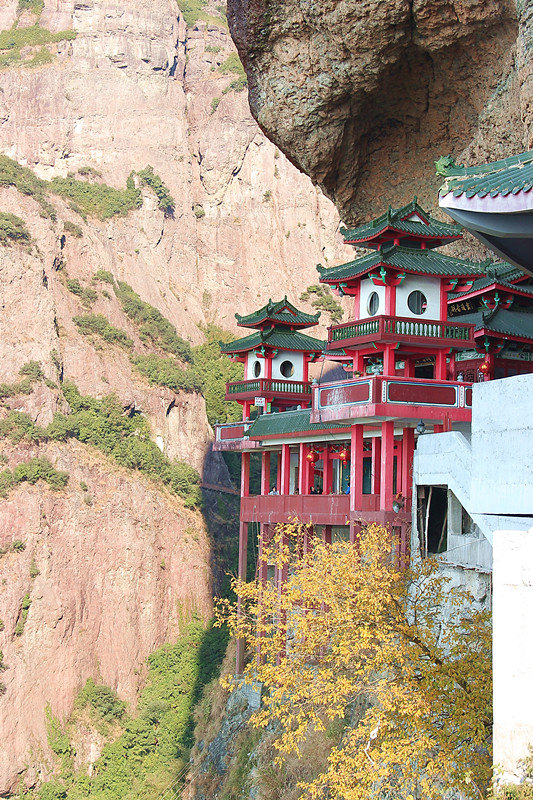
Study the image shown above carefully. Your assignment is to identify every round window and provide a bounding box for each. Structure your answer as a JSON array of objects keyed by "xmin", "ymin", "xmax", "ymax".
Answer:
[
  {"xmin": 407, "ymin": 290, "xmax": 427, "ymax": 315},
  {"xmin": 253, "ymin": 361, "xmax": 261, "ymax": 378},
  {"xmin": 367, "ymin": 291, "xmax": 379, "ymax": 316},
  {"xmin": 280, "ymin": 360, "xmax": 294, "ymax": 378}
]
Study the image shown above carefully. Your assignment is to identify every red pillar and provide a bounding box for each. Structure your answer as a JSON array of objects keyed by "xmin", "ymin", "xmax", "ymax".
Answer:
[
  {"xmin": 353, "ymin": 282, "xmax": 361, "ymax": 319},
  {"xmin": 350, "ymin": 425, "xmax": 364, "ymax": 514},
  {"xmin": 256, "ymin": 523, "xmax": 269, "ymax": 668},
  {"xmin": 401, "ymin": 427, "xmax": 415, "ymax": 503},
  {"xmin": 243, "ymin": 401, "xmax": 252, "ymax": 419},
  {"xmin": 384, "ymin": 283, "xmax": 396, "ymax": 316},
  {"xmin": 241, "ymin": 452, "xmax": 250, "ymax": 497},
  {"xmin": 276, "ymin": 452, "xmax": 282, "ymax": 493},
  {"xmin": 236, "ymin": 520, "xmax": 248, "ymax": 675},
  {"xmin": 435, "ymin": 351, "xmax": 447, "ymax": 381},
  {"xmin": 371, "ymin": 436, "xmax": 381, "ymax": 496},
  {"xmin": 281, "ymin": 444, "xmax": 291, "ymax": 495},
  {"xmin": 383, "ymin": 344, "xmax": 396, "ymax": 376},
  {"xmin": 260, "ymin": 450, "xmax": 270, "ymax": 496},
  {"xmin": 439, "ymin": 281, "xmax": 448, "ymax": 321},
  {"xmin": 323, "ymin": 525, "xmax": 332, "ymax": 545},
  {"xmin": 353, "ymin": 351, "xmax": 364, "ymax": 374},
  {"xmin": 404, "ymin": 359, "xmax": 415, "ymax": 378},
  {"xmin": 380, "ymin": 421, "xmax": 395, "ymax": 511},
  {"xmin": 299, "ymin": 443, "xmax": 310, "ymax": 495},
  {"xmin": 322, "ymin": 447, "xmax": 332, "ymax": 494}
]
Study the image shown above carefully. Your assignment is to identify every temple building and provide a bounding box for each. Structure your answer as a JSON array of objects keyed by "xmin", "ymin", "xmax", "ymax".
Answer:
[{"xmin": 213, "ymin": 200, "xmax": 532, "ymax": 674}]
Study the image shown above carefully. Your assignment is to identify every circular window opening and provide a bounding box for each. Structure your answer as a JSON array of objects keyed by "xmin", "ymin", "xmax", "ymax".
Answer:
[
  {"xmin": 367, "ymin": 291, "xmax": 379, "ymax": 316},
  {"xmin": 280, "ymin": 360, "xmax": 294, "ymax": 378},
  {"xmin": 407, "ymin": 290, "xmax": 427, "ymax": 315},
  {"xmin": 253, "ymin": 361, "xmax": 261, "ymax": 378}
]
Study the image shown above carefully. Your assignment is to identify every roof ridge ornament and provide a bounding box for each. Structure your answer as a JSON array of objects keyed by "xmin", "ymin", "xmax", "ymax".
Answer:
[{"xmin": 435, "ymin": 154, "xmax": 466, "ymax": 177}]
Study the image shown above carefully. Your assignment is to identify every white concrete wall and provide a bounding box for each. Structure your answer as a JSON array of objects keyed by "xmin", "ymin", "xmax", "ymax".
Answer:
[
  {"xmin": 493, "ymin": 527, "xmax": 533, "ymax": 782},
  {"xmin": 359, "ymin": 277, "xmax": 385, "ymax": 319},
  {"xmin": 396, "ymin": 275, "xmax": 441, "ymax": 320},
  {"xmin": 470, "ymin": 374, "xmax": 533, "ymax": 516},
  {"xmin": 247, "ymin": 352, "xmax": 265, "ymax": 379},
  {"xmin": 272, "ymin": 350, "xmax": 304, "ymax": 381}
]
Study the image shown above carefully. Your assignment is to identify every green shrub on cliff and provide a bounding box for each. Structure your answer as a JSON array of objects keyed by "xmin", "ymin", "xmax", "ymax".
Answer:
[
  {"xmin": 66, "ymin": 278, "xmax": 98, "ymax": 307},
  {"xmin": 137, "ymin": 166, "xmax": 175, "ymax": 216},
  {"xmin": 300, "ymin": 284, "xmax": 344, "ymax": 323},
  {"xmin": 51, "ymin": 173, "xmax": 142, "ymax": 220},
  {"xmin": 0, "ymin": 20, "xmax": 77, "ymax": 71},
  {"xmin": 114, "ymin": 281, "xmax": 192, "ymax": 361},
  {"xmin": 131, "ymin": 354, "xmax": 201, "ymax": 392},
  {"xmin": 0, "ymin": 212, "xmax": 31, "ymax": 247},
  {"xmin": 191, "ymin": 324, "xmax": 243, "ymax": 425},
  {"xmin": 73, "ymin": 314, "xmax": 134, "ymax": 350},
  {"xmin": 77, "ymin": 679, "xmax": 126, "ymax": 722},
  {"xmin": 0, "ymin": 457, "xmax": 69, "ymax": 498}
]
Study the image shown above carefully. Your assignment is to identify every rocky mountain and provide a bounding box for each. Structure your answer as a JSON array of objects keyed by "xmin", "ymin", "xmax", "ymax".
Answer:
[
  {"xmin": 228, "ymin": 0, "xmax": 533, "ymax": 221},
  {"xmin": 0, "ymin": 0, "xmax": 351, "ymax": 792}
]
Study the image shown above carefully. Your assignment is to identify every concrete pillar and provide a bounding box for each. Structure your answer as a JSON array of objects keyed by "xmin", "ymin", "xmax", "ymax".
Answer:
[{"xmin": 380, "ymin": 421, "xmax": 395, "ymax": 511}]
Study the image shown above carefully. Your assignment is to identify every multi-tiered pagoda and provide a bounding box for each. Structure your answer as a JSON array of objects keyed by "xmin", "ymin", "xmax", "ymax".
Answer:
[{"xmin": 214, "ymin": 200, "xmax": 533, "ymax": 674}]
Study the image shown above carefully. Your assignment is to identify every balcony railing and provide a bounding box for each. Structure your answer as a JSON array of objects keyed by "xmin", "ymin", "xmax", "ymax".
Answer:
[
  {"xmin": 226, "ymin": 378, "xmax": 312, "ymax": 398},
  {"xmin": 328, "ymin": 315, "xmax": 474, "ymax": 348}
]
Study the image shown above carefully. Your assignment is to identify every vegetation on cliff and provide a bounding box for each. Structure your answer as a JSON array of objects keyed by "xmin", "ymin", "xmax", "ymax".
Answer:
[
  {"xmin": 21, "ymin": 618, "xmax": 228, "ymax": 800},
  {"xmin": 0, "ymin": 212, "xmax": 31, "ymax": 247},
  {"xmin": 0, "ymin": 383, "xmax": 201, "ymax": 507},
  {"xmin": 217, "ymin": 522, "xmax": 492, "ymax": 800}
]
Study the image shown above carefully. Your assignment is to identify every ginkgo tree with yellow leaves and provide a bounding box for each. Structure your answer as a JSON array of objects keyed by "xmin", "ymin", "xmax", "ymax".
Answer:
[{"xmin": 215, "ymin": 521, "xmax": 492, "ymax": 800}]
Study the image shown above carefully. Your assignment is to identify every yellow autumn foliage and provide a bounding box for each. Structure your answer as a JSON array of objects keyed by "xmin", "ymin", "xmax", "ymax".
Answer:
[{"xmin": 216, "ymin": 521, "xmax": 492, "ymax": 800}]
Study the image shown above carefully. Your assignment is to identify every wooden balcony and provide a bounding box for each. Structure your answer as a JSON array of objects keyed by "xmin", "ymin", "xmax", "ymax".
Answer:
[
  {"xmin": 241, "ymin": 493, "xmax": 411, "ymax": 526},
  {"xmin": 213, "ymin": 421, "xmax": 261, "ymax": 451},
  {"xmin": 225, "ymin": 378, "xmax": 312, "ymax": 403},
  {"xmin": 327, "ymin": 315, "xmax": 475, "ymax": 351},
  {"xmin": 312, "ymin": 375, "xmax": 473, "ymax": 424}
]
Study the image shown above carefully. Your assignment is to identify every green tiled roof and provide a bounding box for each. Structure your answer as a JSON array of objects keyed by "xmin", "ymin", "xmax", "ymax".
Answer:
[
  {"xmin": 437, "ymin": 150, "xmax": 533, "ymax": 199},
  {"xmin": 453, "ymin": 271, "xmax": 533, "ymax": 299},
  {"xmin": 220, "ymin": 328, "xmax": 326, "ymax": 354},
  {"xmin": 318, "ymin": 245, "xmax": 486, "ymax": 284},
  {"xmin": 452, "ymin": 308, "xmax": 533, "ymax": 341},
  {"xmin": 341, "ymin": 199, "xmax": 461, "ymax": 244},
  {"xmin": 235, "ymin": 297, "xmax": 320, "ymax": 329},
  {"xmin": 248, "ymin": 408, "xmax": 351, "ymax": 440}
]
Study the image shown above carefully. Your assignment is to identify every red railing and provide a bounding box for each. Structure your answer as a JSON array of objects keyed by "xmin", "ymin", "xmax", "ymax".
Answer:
[
  {"xmin": 328, "ymin": 315, "xmax": 474, "ymax": 348},
  {"xmin": 225, "ymin": 378, "xmax": 312, "ymax": 398}
]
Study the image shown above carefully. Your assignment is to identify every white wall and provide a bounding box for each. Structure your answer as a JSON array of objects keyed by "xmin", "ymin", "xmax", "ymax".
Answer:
[
  {"xmin": 396, "ymin": 275, "xmax": 441, "ymax": 320},
  {"xmin": 493, "ymin": 526, "xmax": 533, "ymax": 783},
  {"xmin": 358, "ymin": 275, "xmax": 442, "ymax": 320},
  {"xmin": 272, "ymin": 350, "xmax": 304, "ymax": 381},
  {"xmin": 470, "ymin": 374, "xmax": 533, "ymax": 516},
  {"xmin": 359, "ymin": 277, "xmax": 385, "ymax": 320},
  {"xmin": 246, "ymin": 351, "xmax": 304, "ymax": 381}
]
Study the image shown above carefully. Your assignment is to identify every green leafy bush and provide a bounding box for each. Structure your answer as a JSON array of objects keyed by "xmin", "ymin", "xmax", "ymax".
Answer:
[
  {"xmin": 0, "ymin": 212, "xmax": 31, "ymax": 246},
  {"xmin": 63, "ymin": 220, "xmax": 82, "ymax": 238},
  {"xmin": 77, "ymin": 678, "xmax": 126, "ymax": 721},
  {"xmin": 300, "ymin": 284, "xmax": 344, "ymax": 323},
  {"xmin": 180, "ymin": 0, "xmax": 227, "ymax": 27},
  {"xmin": 14, "ymin": 592, "xmax": 31, "ymax": 635},
  {"xmin": 132, "ymin": 354, "xmax": 200, "ymax": 392},
  {"xmin": 73, "ymin": 314, "xmax": 133, "ymax": 350},
  {"xmin": 0, "ymin": 457, "xmax": 68, "ymax": 498},
  {"xmin": 0, "ymin": 22, "xmax": 76, "ymax": 71},
  {"xmin": 210, "ymin": 97, "xmax": 220, "ymax": 114},
  {"xmin": 191, "ymin": 324, "xmax": 243, "ymax": 425},
  {"xmin": 66, "ymin": 278, "xmax": 97, "ymax": 307},
  {"xmin": 50, "ymin": 173, "xmax": 142, "ymax": 220},
  {"xmin": 18, "ymin": 0, "xmax": 45, "ymax": 12},
  {"xmin": 137, "ymin": 166, "xmax": 175, "ymax": 216},
  {"xmin": 19, "ymin": 360, "xmax": 44, "ymax": 381},
  {"xmin": 0, "ymin": 361, "xmax": 43, "ymax": 399},
  {"xmin": 114, "ymin": 282, "xmax": 192, "ymax": 361},
  {"xmin": 94, "ymin": 269, "xmax": 115, "ymax": 285},
  {"xmin": 219, "ymin": 53, "xmax": 247, "ymax": 93}
]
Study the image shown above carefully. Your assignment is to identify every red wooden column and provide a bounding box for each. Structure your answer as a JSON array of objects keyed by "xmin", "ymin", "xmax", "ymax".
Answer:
[
  {"xmin": 281, "ymin": 444, "xmax": 291, "ymax": 495},
  {"xmin": 299, "ymin": 443, "xmax": 310, "ymax": 495},
  {"xmin": 380, "ymin": 421, "xmax": 395, "ymax": 511},
  {"xmin": 383, "ymin": 344, "xmax": 396, "ymax": 376},
  {"xmin": 304, "ymin": 525, "xmax": 314, "ymax": 554},
  {"xmin": 322, "ymin": 447, "xmax": 332, "ymax": 494},
  {"xmin": 403, "ymin": 359, "xmax": 415, "ymax": 378},
  {"xmin": 243, "ymin": 400, "xmax": 252, "ymax": 419},
  {"xmin": 276, "ymin": 452, "xmax": 282, "ymax": 493},
  {"xmin": 353, "ymin": 351, "xmax": 364, "ymax": 373},
  {"xmin": 350, "ymin": 425, "xmax": 364, "ymax": 543},
  {"xmin": 260, "ymin": 450, "xmax": 270, "ymax": 496},
  {"xmin": 384, "ymin": 282, "xmax": 396, "ymax": 316},
  {"xmin": 401, "ymin": 427, "xmax": 415, "ymax": 503},
  {"xmin": 256, "ymin": 523, "xmax": 269, "ymax": 668},
  {"xmin": 236, "ymin": 519, "xmax": 248, "ymax": 675},
  {"xmin": 435, "ymin": 350, "xmax": 447, "ymax": 381},
  {"xmin": 371, "ymin": 436, "xmax": 381, "ymax": 496},
  {"xmin": 323, "ymin": 525, "xmax": 332, "ymax": 545},
  {"xmin": 241, "ymin": 452, "xmax": 250, "ymax": 497}
]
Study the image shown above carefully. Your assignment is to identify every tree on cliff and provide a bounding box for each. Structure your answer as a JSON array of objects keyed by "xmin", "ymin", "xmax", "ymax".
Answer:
[{"xmin": 216, "ymin": 522, "xmax": 492, "ymax": 800}]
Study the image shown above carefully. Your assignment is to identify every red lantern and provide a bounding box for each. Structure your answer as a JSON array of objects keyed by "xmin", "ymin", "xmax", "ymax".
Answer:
[
  {"xmin": 480, "ymin": 361, "xmax": 490, "ymax": 373},
  {"xmin": 306, "ymin": 450, "xmax": 318, "ymax": 464},
  {"xmin": 339, "ymin": 448, "xmax": 348, "ymax": 462}
]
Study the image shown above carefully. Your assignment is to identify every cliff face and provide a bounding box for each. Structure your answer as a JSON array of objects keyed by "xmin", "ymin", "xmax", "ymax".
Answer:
[
  {"xmin": 0, "ymin": 0, "xmax": 351, "ymax": 792},
  {"xmin": 227, "ymin": 0, "xmax": 532, "ymax": 222}
]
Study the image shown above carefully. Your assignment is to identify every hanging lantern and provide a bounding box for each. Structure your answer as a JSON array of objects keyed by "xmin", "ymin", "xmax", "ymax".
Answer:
[
  {"xmin": 338, "ymin": 447, "xmax": 349, "ymax": 462},
  {"xmin": 479, "ymin": 361, "xmax": 490, "ymax": 373},
  {"xmin": 306, "ymin": 450, "xmax": 319, "ymax": 464}
]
